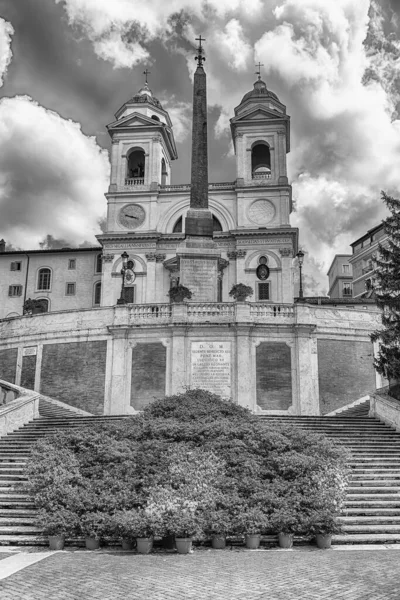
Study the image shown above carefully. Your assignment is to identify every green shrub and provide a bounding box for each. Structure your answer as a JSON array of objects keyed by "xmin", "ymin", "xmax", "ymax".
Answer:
[{"xmin": 25, "ymin": 389, "xmax": 349, "ymax": 542}]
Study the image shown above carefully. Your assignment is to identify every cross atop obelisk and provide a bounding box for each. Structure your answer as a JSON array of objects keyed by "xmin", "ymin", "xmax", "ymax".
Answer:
[{"xmin": 185, "ymin": 36, "xmax": 213, "ymax": 237}]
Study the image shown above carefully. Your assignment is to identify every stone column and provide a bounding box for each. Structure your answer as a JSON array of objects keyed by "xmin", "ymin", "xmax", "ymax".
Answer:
[
  {"xmin": 294, "ymin": 323, "xmax": 319, "ymax": 415},
  {"xmin": 105, "ymin": 329, "xmax": 130, "ymax": 415},
  {"xmin": 110, "ymin": 139, "xmax": 119, "ymax": 189},
  {"xmin": 170, "ymin": 326, "xmax": 188, "ymax": 393},
  {"xmin": 235, "ymin": 249, "xmax": 247, "ymax": 288},
  {"xmin": 236, "ymin": 326, "xmax": 253, "ymax": 410},
  {"xmin": 145, "ymin": 253, "xmax": 157, "ymax": 303},
  {"xmin": 279, "ymin": 247, "xmax": 294, "ymax": 303}
]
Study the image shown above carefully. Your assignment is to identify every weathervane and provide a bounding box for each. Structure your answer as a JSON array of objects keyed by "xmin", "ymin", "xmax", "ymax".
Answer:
[
  {"xmin": 143, "ymin": 68, "xmax": 151, "ymax": 84},
  {"xmin": 195, "ymin": 35, "xmax": 206, "ymax": 67},
  {"xmin": 255, "ymin": 62, "xmax": 264, "ymax": 80}
]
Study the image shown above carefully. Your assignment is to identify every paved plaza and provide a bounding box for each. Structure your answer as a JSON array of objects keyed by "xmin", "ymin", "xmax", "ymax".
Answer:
[{"xmin": 1, "ymin": 547, "xmax": 400, "ymax": 599}]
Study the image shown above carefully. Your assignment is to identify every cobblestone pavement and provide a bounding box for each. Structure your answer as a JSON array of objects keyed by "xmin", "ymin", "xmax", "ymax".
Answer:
[
  {"xmin": 0, "ymin": 554, "xmax": 14, "ymax": 561},
  {"xmin": 1, "ymin": 548, "xmax": 400, "ymax": 600}
]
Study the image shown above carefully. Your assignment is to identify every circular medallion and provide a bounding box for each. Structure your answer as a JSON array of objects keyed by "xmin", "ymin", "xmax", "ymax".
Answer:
[
  {"xmin": 119, "ymin": 204, "xmax": 146, "ymax": 229},
  {"xmin": 256, "ymin": 264, "xmax": 270, "ymax": 281},
  {"xmin": 248, "ymin": 200, "xmax": 275, "ymax": 225}
]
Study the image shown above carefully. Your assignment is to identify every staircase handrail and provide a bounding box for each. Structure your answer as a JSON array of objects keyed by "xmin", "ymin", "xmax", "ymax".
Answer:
[{"xmin": 0, "ymin": 379, "xmax": 40, "ymax": 438}]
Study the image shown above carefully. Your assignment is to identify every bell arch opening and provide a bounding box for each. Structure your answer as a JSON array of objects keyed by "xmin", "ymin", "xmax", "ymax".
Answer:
[
  {"xmin": 127, "ymin": 148, "xmax": 145, "ymax": 181},
  {"xmin": 251, "ymin": 142, "xmax": 271, "ymax": 179}
]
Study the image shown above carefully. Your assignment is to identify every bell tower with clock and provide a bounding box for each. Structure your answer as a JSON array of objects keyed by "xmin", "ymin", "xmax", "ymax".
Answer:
[{"xmin": 104, "ymin": 72, "xmax": 178, "ymax": 235}]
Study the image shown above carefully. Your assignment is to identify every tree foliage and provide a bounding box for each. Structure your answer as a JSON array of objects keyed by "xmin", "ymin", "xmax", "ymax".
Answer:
[{"xmin": 371, "ymin": 192, "xmax": 400, "ymax": 382}]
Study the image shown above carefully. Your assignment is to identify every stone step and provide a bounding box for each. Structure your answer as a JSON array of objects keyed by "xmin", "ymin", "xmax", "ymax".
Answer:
[
  {"xmin": 332, "ymin": 533, "xmax": 400, "ymax": 544},
  {"xmin": 340, "ymin": 516, "xmax": 400, "ymax": 524},
  {"xmin": 343, "ymin": 508, "xmax": 400, "ymax": 515},
  {"xmin": 346, "ymin": 493, "xmax": 400, "ymax": 500},
  {"xmin": 342, "ymin": 524, "xmax": 400, "ymax": 533},
  {"xmin": 347, "ymin": 486, "xmax": 400, "ymax": 494},
  {"xmin": 0, "ymin": 525, "xmax": 42, "ymax": 534},
  {"xmin": 0, "ymin": 509, "xmax": 37, "ymax": 517},
  {"xmin": 345, "ymin": 500, "xmax": 400, "ymax": 507},
  {"xmin": 0, "ymin": 474, "xmax": 27, "ymax": 481},
  {"xmin": 348, "ymin": 480, "xmax": 400, "ymax": 486},
  {"xmin": 0, "ymin": 517, "xmax": 37, "ymax": 525},
  {"xmin": 0, "ymin": 535, "xmax": 48, "ymax": 546}
]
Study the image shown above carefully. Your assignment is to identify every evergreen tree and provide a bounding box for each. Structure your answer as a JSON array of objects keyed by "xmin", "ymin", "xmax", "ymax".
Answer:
[{"xmin": 371, "ymin": 192, "xmax": 400, "ymax": 383}]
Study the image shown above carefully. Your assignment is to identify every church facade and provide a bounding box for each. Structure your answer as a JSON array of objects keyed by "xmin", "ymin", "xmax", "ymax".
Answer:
[{"xmin": 0, "ymin": 53, "xmax": 382, "ymax": 416}]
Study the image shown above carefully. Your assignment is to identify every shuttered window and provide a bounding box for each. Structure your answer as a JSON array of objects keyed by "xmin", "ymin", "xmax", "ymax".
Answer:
[{"xmin": 8, "ymin": 285, "xmax": 22, "ymax": 297}]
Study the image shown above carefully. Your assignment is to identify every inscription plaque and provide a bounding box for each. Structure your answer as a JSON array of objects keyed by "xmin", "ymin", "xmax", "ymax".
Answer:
[
  {"xmin": 180, "ymin": 258, "xmax": 218, "ymax": 302},
  {"xmin": 191, "ymin": 341, "xmax": 231, "ymax": 398}
]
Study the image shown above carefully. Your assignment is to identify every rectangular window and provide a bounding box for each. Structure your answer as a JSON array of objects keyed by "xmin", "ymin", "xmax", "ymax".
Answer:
[
  {"xmin": 8, "ymin": 285, "xmax": 23, "ymax": 297},
  {"xmin": 10, "ymin": 261, "xmax": 21, "ymax": 271},
  {"xmin": 258, "ymin": 282, "xmax": 270, "ymax": 301},
  {"xmin": 124, "ymin": 287, "xmax": 135, "ymax": 304},
  {"xmin": 66, "ymin": 282, "xmax": 76, "ymax": 296},
  {"xmin": 342, "ymin": 264, "xmax": 350, "ymax": 273},
  {"xmin": 68, "ymin": 259, "xmax": 76, "ymax": 270},
  {"xmin": 343, "ymin": 283, "xmax": 352, "ymax": 297}
]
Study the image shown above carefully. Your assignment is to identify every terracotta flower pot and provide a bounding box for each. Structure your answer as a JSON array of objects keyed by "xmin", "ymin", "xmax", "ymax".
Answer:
[
  {"xmin": 245, "ymin": 534, "xmax": 261, "ymax": 549},
  {"xmin": 278, "ymin": 532, "xmax": 293, "ymax": 549},
  {"xmin": 211, "ymin": 535, "xmax": 226, "ymax": 550},
  {"xmin": 122, "ymin": 539, "xmax": 135, "ymax": 551},
  {"xmin": 316, "ymin": 534, "xmax": 332, "ymax": 549},
  {"xmin": 85, "ymin": 537, "xmax": 100, "ymax": 550},
  {"xmin": 48, "ymin": 535, "xmax": 65, "ymax": 550},
  {"xmin": 175, "ymin": 538, "xmax": 193, "ymax": 554},
  {"xmin": 136, "ymin": 537, "xmax": 153, "ymax": 554}
]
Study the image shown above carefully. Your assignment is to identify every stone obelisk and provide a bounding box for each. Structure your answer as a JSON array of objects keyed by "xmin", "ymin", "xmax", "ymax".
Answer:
[{"xmin": 177, "ymin": 36, "xmax": 220, "ymax": 302}]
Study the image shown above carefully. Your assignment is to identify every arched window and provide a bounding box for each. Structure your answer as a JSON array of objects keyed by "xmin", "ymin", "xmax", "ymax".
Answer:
[
  {"xmin": 127, "ymin": 148, "xmax": 145, "ymax": 180},
  {"xmin": 172, "ymin": 215, "xmax": 223, "ymax": 233},
  {"xmin": 95, "ymin": 254, "xmax": 102, "ymax": 274},
  {"xmin": 94, "ymin": 282, "xmax": 101, "ymax": 306},
  {"xmin": 35, "ymin": 298, "xmax": 49, "ymax": 313},
  {"xmin": 251, "ymin": 143, "xmax": 271, "ymax": 179},
  {"xmin": 161, "ymin": 158, "xmax": 168, "ymax": 186},
  {"xmin": 37, "ymin": 268, "xmax": 51, "ymax": 291},
  {"xmin": 151, "ymin": 115, "xmax": 160, "ymax": 121}
]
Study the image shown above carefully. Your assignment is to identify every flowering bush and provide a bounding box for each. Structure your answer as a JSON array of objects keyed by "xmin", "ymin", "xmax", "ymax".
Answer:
[
  {"xmin": 229, "ymin": 283, "xmax": 254, "ymax": 301},
  {"xmin": 110, "ymin": 509, "xmax": 159, "ymax": 540},
  {"xmin": 234, "ymin": 506, "xmax": 270, "ymax": 535},
  {"xmin": 205, "ymin": 509, "xmax": 233, "ymax": 536},
  {"xmin": 307, "ymin": 509, "xmax": 343, "ymax": 536},
  {"xmin": 35, "ymin": 508, "xmax": 79, "ymax": 537},
  {"xmin": 79, "ymin": 512, "xmax": 109, "ymax": 539}
]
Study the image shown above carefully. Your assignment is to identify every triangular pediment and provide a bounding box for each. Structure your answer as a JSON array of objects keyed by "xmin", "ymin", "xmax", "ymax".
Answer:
[
  {"xmin": 232, "ymin": 105, "xmax": 288, "ymax": 124},
  {"xmin": 107, "ymin": 112, "xmax": 163, "ymax": 130}
]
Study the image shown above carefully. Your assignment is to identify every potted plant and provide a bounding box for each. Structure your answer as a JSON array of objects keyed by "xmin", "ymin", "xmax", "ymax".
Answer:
[
  {"xmin": 206, "ymin": 509, "xmax": 232, "ymax": 549},
  {"xmin": 229, "ymin": 283, "xmax": 253, "ymax": 302},
  {"xmin": 308, "ymin": 510, "xmax": 343, "ymax": 549},
  {"xmin": 168, "ymin": 510, "xmax": 202, "ymax": 554},
  {"xmin": 167, "ymin": 284, "xmax": 192, "ymax": 303},
  {"xmin": 270, "ymin": 507, "xmax": 306, "ymax": 549},
  {"xmin": 80, "ymin": 512, "xmax": 108, "ymax": 550},
  {"xmin": 36, "ymin": 508, "xmax": 78, "ymax": 550},
  {"xmin": 235, "ymin": 507, "xmax": 269, "ymax": 549}
]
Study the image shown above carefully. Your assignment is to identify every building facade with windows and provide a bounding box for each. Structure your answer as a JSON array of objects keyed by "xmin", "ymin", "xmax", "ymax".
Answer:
[
  {"xmin": 327, "ymin": 255, "xmax": 353, "ymax": 299},
  {"xmin": 0, "ymin": 60, "xmax": 382, "ymax": 417},
  {"xmin": 349, "ymin": 224, "xmax": 387, "ymax": 298},
  {"xmin": 0, "ymin": 247, "xmax": 102, "ymax": 319}
]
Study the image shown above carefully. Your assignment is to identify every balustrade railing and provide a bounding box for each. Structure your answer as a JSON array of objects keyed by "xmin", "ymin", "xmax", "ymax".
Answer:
[
  {"xmin": 124, "ymin": 178, "xmax": 145, "ymax": 186},
  {"xmin": 252, "ymin": 173, "xmax": 272, "ymax": 180},
  {"xmin": 126, "ymin": 302, "xmax": 295, "ymax": 323},
  {"xmin": 129, "ymin": 304, "xmax": 172, "ymax": 320},
  {"xmin": 249, "ymin": 303, "xmax": 295, "ymax": 320},
  {"xmin": 186, "ymin": 303, "xmax": 236, "ymax": 320}
]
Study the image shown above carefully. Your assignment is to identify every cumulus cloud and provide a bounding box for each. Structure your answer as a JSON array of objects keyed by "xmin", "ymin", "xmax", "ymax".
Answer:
[
  {"xmin": 0, "ymin": 18, "xmax": 14, "ymax": 87},
  {"xmin": 253, "ymin": 0, "xmax": 400, "ymax": 292},
  {"xmin": 0, "ymin": 96, "xmax": 110, "ymax": 249}
]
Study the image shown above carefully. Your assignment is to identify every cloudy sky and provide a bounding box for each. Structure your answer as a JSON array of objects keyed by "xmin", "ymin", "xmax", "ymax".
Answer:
[{"xmin": 0, "ymin": 0, "xmax": 400, "ymax": 293}]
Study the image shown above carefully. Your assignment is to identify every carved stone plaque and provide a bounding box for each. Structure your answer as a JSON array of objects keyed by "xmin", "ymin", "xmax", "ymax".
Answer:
[
  {"xmin": 180, "ymin": 258, "xmax": 218, "ymax": 302},
  {"xmin": 191, "ymin": 341, "xmax": 231, "ymax": 398}
]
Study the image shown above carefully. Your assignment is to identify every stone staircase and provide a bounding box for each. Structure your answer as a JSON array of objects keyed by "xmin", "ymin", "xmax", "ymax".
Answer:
[
  {"xmin": 2, "ymin": 407, "xmax": 400, "ymax": 546},
  {"xmin": 261, "ymin": 414, "xmax": 400, "ymax": 544},
  {"xmin": 0, "ymin": 403, "xmax": 126, "ymax": 546}
]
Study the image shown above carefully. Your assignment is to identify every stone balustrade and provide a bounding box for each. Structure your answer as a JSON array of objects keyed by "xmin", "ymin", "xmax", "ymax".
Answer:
[{"xmin": 0, "ymin": 380, "xmax": 39, "ymax": 438}]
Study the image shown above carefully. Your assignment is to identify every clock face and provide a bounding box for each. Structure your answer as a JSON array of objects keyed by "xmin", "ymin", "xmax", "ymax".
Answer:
[
  {"xmin": 248, "ymin": 200, "xmax": 275, "ymax": 225},
  {"xmin": 119, "ymin": 204, "xmax": 146, "ymax": 229}
]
